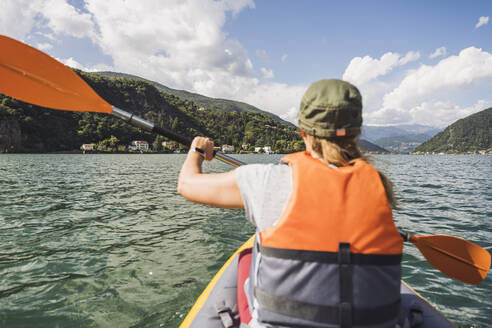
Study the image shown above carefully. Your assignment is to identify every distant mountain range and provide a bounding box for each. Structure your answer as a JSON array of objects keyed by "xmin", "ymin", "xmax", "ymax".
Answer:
[
  {"xmin": 414, "ymin": 107, "xmax": 492, "ymax": 154},
  {"xmin": 359, "ymin": 139, "xmax": 389, "ymax": 153},
  {"xmin": 362, "ymin": 124, "xmax": 441, "ymax": 141},
  {"xmin": 362, "ymin": 124, "xmax": 441, "ymax": 153},
  {"xmin": 372, "ymin": 133, "xmax": 431, "ymax": 153}
]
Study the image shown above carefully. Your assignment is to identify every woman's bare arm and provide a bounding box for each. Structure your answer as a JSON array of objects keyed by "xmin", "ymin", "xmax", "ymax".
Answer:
[{"xmin": 177, "ymin": 137, "xmax": 244, "ymax": 209}]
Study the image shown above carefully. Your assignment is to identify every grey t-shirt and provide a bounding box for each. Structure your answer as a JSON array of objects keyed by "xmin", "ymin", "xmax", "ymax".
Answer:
[
  {"xmin": 235, "ymin": 163, "xmax": 293, "ymax": 230},
  {"xmin": 235, "ymin": 163, "xmax": 293, "ymax": 328}
]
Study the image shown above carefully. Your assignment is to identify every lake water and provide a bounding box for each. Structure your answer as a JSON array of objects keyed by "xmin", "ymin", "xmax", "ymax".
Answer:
[{"xmin": 0, "ymin": 154, "xmax": 490, "ymax": 327}]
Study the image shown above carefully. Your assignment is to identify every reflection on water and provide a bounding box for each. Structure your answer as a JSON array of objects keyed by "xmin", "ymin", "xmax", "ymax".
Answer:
[{"xmin": 0, "ymin": 154, "xmax": 490, "ymax": 327}]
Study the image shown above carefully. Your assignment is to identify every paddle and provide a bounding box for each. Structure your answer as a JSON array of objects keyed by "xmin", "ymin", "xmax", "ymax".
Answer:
[
  {"xmin": 0, "ymin": 35, "xmax": 243, "ymax": 167},
  {"xmin": 400, "ymin": 232, "xmax": 490, "ymax": 285},
  {"xmin": 0, "ymin": 35, "xmax": 490, "ymax": 285}
]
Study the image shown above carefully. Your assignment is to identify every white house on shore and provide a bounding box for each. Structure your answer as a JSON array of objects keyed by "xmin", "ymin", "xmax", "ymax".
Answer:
[
  {"xmin": 162, "ymin": 141, "xmax": 177, "ymax": 150},
  {"xmin": 222, "ymin": 145, "xmax": 235, "ymax": 153},
  {"xmin": 129, "ymin": 140, "xmax": 149, "ymax": 152},
  {"xmin": 81, "ymin": 143, "xmax": 96, "ymax": 151},
  {"xmin": 254, "ymin": 146, "xmax": 273, "ymax": 154}
]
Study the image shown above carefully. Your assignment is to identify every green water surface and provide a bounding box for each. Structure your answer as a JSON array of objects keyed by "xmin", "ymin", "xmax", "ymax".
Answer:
[{"xmin": 0, "ymin": 154, "xmax": 490, "ymax": 327}]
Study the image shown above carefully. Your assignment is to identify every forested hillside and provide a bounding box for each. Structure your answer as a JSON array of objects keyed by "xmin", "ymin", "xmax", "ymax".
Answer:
[
  {"xmin": 95, "ymin": 71, "xmax": 293, "ymax": 126},
  {"xmin": 413, "ymin": 108, "xmax": 492, "ymax": 154},
  {"xmin": 0, "ymin": 71, "xmax": 302, "ymax": 153}
]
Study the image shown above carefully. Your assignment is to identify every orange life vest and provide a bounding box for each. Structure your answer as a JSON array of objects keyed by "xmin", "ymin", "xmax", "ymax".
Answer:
[
  {"xmin": 248, "ymin": 151, "xmax": 404, "ymax": 328},
  {"xmin": 260, "ymin": 151, "xmax": 403, "ymax": 255}
]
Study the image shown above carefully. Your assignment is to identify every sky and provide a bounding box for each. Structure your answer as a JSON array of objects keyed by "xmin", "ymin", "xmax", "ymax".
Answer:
[{"xmin": 1, "ymin": 0, "xmax": 491, "ymax": 128}]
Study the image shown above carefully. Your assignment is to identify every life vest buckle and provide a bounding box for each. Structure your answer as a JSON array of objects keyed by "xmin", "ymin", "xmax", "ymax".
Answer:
[{"xmin": 216, "ymin": 302, "xmax": 235, "ymax": 328}]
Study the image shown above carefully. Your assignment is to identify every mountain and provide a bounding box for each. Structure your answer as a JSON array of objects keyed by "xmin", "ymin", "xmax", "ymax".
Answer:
[
  {"xmin": 361, "ymin": 124, "xmax": 441, "ymax": 153},
  {"xmin": 374, "ymin": 133, "xmax": 431, "ymax": 153},
  {"xmin": 359, "ymin": 139, "xmax": 389, "ymax": 153},
  {"xmin": 361, "ymin": 124, "xmax": 441, "ymax": 142},
  {"xmin": 0, "ymin": 70, "xmax": 301, "ymax": 153},
  {"xmin": 94, "ymin": 71, "xmax": 293, "ymax": 126},
  {"xmin": 413, "ymin": 108, "xmax": 492, "ymax": 154}
]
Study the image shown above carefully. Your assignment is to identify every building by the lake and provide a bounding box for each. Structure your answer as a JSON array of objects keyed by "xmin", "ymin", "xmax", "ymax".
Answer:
[{"xmin": 129, "ymin": 140, "xmax": 149, "ymax": 152}]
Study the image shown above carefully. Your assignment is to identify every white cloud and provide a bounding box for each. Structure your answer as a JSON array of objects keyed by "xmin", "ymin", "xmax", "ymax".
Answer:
[
  {"xmin": 80, "ymin": 0, "xmax": 258, "ymax": 91},
  {"xmin": 0, "ymin": 0, "xmax": 42, "ymax": 40},
  {"xmin": 0, "ymin": 0, "xmax": 256, "ymax": 85},
  {"xmin": 58, "ymin": 57, "xmax": 112, "ymax": 72},
  {"xmin": 223, "ymin": 0, "xmax": 256, "ymax": 16},
  {"xmin": 429, "ymin": 46, "xmax": 447, "ymax": 59},
  {"xmin": 281, "ymin": 105, "xmax": 299, "ymax": 123},
  {"xmin": 399, "ymin": 51, "xmax": 421, "ymax": 65},
  {"xmin": 36, "ymin": 31, "xmax": 57, "ymax": 41},
  {"xmin": 0, "ymin": 0, "xmax": 95, "ymax": 40},
  {"xmin": 382, "ymin": 47, "xmax": 492, "ymax": 110},
  {"xmin": 366, "ymin": 99, "xmax": 491, "ymax": 127},
  {"xmin": 356, "ymin": 80, "xmax": 396, "ymax": 112},
  {"xmin": 343, "ymin": 50, "xmax": 420, "ymax": 85},
  {"xmin": 281, "ymin": 54, "xmax": 288, "ymax": 62},
  {"xmin": 40, "ymin": 0, "xmax": 95, "ymax": 38},
  {"xmin": 36, "ymin": 42, "xmax": 53, "ymax": 51},
  {"xmin": 256, "ymin": 49, "xmax": 269, "ymax": 61},
  {"xmin": 260, "ymin": 67, "xmax": 274, "ymax": 79},
  {"xmin": 364, "ymin": 107, "xmax": 412, "ymax": 126},
  {"xmin": 342, "ymin": 51, "xmax": 420, "ymax": 113},
  {"xmin": 475, "ymin": 16, "xmax": 489, "ymax": 29},
  {"xmin": 58, "ymin": 57, "xmax": 86, "ymax": 70},
  {"xmin": 361, "ymin": 47, "xmax": 492, "ymax": 127},
  {"xmin": 409, "ymin": 100, "xmax": 491, "ymax": 127},
  {"xmin": 242, "ymin": 82, "xmax": 306, "ymax": 123}
]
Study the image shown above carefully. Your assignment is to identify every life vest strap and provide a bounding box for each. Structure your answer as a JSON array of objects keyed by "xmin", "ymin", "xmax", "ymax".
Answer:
[
  {"xmin": 339, "ymin": 242, "xmax": 352, "ymax": 328},
  {"xmin": 254, "ymin": 287, "xmax": 401, "ymax": 325},
  {"xmin": 258, "ymin": 244, "xmax": 402, "ymax": 265}
]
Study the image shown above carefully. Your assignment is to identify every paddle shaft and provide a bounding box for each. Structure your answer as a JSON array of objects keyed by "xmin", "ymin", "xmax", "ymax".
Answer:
[{"xmin": 111, "ymin": 107, "xmax": 245, "ymax": 167}]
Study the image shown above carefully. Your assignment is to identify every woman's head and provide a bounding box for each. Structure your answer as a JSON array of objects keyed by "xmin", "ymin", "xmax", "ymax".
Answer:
[
  {"xmin": 298, "ymin": 79, "xmax": 363, "ymax": 166},
  {"xmin": 298, "ymin": 79, "xmax": 362, "ymax": 139},
  {"xmin": 298, "ymin": 79, "xmax": 397, "ymax": 208}
]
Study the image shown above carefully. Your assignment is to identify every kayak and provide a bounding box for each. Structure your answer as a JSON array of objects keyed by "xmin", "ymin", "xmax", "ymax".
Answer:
[{"xmin": 180, "ymin": 236, "xmax": 456, "ymax": 328}]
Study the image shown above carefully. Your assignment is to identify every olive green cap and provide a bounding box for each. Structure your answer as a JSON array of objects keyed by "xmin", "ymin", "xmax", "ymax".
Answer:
[{"xmin": 298, "ymin": 79, "xmax": 362, "ymax": 137}]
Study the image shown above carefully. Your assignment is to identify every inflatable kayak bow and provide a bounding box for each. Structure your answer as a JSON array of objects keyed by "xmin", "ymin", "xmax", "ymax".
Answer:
[{"xmin": 179, "ymin": 236, "xmax": 456, "ymax": 327}]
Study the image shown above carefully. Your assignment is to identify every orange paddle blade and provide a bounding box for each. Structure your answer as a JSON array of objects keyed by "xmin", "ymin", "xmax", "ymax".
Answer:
[
  {"xmin": 411, "ymin": 234, "xmax": 491, "ymax": 285},
  {"xmin": 0, "ymin": 35, "xmax": 113, "ymax": 113}
]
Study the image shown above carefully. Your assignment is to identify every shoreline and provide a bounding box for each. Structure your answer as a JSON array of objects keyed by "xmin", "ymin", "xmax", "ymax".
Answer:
[{"xmin": 0, "ymin": 151, "xmax": 490, "ymax": 155}]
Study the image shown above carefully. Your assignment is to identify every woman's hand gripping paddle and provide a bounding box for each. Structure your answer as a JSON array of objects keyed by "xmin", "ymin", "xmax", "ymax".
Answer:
[{"xmin": 0, "ymin": 34, "xmax": 489, "ymax": 285}]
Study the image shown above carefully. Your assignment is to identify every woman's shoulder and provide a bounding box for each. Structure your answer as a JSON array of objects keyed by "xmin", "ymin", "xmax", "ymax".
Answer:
[{"xmin": 236, "ymin": 163, "xmax": 291, "ymax": 180}]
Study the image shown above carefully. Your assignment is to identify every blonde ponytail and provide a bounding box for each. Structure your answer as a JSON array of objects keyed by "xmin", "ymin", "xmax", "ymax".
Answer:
[{"xmin": 306, "ymin": 134, "xmax": 397, "ymax": 208}]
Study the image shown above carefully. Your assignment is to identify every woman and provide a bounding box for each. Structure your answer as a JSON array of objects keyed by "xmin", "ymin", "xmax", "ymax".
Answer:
[{"xmin": 178, "ymin": 79, "xmax": 403, "ymax": 328}]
